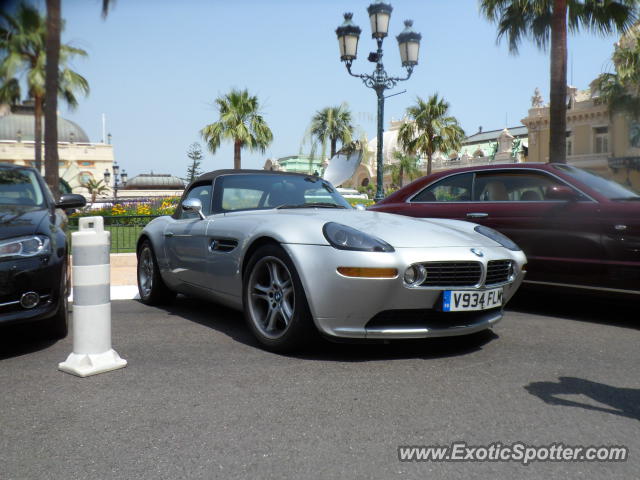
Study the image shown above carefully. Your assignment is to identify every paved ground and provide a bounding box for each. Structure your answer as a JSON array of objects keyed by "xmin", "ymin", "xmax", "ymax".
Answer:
[{"xmin": 0, "ymin": 289, "xmax": 638, "ymax": 480}]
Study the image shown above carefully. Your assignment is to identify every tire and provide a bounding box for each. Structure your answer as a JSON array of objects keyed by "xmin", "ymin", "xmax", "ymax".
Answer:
[
  {"xmin": 43, "ymin": 260, "xmax": 69, "ymax": 340},
  {"xmin": 243, "ymin": 244, "xmax": 317, "ymax": 352},
  {"xmin": 137, "ymin": 240, "xmax": 176, "ymax": 305}
]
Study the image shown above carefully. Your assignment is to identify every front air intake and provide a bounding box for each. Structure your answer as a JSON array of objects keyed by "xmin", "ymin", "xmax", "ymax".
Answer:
[{"xmin": 418, "ymin": 261, "xmax": 482, "ymax": 287}]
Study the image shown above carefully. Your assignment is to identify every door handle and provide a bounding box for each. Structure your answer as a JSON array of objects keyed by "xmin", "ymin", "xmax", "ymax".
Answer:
[
  {"xmin": 164, "ymin": 231, "xmax": 174, "ymax": 237},
  {"xmin": 466, "ymin": 212, "xmax": 488, "ymax": 219}
]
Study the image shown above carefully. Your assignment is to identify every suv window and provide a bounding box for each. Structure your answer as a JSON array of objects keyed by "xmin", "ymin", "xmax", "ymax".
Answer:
[
  {"xmin": 179, "ymin": 184, "xmax": 212, "ymax": 219},
  {"xmin": 412, "ymin": 173, "xmax": 473, "ymax": 202},
  {"xmin": 473, "ymin": 171, "xmax": 578, "ymax": 202}
]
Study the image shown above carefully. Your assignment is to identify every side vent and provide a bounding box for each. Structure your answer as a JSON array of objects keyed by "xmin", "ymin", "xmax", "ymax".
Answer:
[{"xmin": 209, "ymin": 238, "xmax": 238, "ymax": 253}]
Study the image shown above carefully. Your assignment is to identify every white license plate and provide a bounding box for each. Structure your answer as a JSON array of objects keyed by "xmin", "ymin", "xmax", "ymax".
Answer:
[{"xmin": 442, "ymin": 288, "xmax": 503, "ymax": 312}]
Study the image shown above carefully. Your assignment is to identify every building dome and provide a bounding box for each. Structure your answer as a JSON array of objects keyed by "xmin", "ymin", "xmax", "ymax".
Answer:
[
  {"xmin": 123, "ymin": 173, "xmax": 185, "ymax": 190},
  {"xmin": 0, "ymin": 103, "xmax": 90, "ymax": 143}
]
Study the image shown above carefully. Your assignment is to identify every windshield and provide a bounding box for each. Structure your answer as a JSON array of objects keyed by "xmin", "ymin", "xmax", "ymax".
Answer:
[
  {"xmin": 552, "ymin": 164, "xmax": 639, "ymax": 200},
  {"xmin": 215, "ymin": 173, "xmax": 351, "ymax": 213},
  {"xmin": 0, "ymin": 167, "xmax": 46, "ymax": 207}
]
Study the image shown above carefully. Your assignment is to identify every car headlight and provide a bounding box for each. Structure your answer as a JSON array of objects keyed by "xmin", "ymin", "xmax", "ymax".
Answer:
[
  {"xmin": 474, "ymin": 225, "xmax": 521, "ymax": 251},
  {"xmin": 0, "ymin": 235, "xmax": 51, "ymax": 259},
  {"xmin": 323, "ymin": 222, "xmax": 394, "ymax": 252}
]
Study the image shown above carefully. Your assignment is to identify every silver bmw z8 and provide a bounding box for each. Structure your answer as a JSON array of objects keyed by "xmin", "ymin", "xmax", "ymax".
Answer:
[{"xmin": 136, "ymin": 170, "xmax": 526, "ymax": 351}]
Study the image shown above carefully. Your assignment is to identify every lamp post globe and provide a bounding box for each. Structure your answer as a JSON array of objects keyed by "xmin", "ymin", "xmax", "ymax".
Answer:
[
  {"xmin": 367, "ymin": 1, "xmax": 393, "ymax": 39},
  {"xmin": 397, "ymin": 20, "xmax": 422, "ymax": 67},
  {"xmin": 103, "ymin": 161, "xmax": 126, "ymax": 202},
  {"xmin": 336, "ymin": 13, "xmax": 361, "ymax": 63}
]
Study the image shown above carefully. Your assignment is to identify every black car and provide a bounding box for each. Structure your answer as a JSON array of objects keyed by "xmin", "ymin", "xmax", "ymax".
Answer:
[{"xmin": 0, "ymin": 163, "xmax": 86, "ymax": 338}]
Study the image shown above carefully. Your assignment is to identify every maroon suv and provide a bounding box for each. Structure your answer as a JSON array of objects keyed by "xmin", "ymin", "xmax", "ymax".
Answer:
[{"xmin": 370, "ymin": 163, "xmax": 640, "ymax": 295}]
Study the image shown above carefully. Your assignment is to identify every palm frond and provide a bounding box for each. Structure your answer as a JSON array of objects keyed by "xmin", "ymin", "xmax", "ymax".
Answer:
[
  {"xmin": 398, "ymin": 94, "xmax": 464, "ymax": 173},
  {"xmin": 571, "ymin": 0, "xmax": 638, "ymax": 36},
  {"xmin": 307, "ymin": 103, "xmax": 354, "ymax": 157},
  {"xmin": 0, "ymin": 77, "xmax": 21, "ymax": 104},
  {"xmin": 483, "ymin": 0, "xmax": 638, "ymax": 55},
  {"xmin": 200, "ymin": 88, "xmax": 273, "ymax": 162},
  {"xmin": 1, "ymin": 2, "xmax": 89, "ymax": 109}
]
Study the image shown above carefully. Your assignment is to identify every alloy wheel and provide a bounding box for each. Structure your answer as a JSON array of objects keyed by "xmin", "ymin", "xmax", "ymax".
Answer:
[
  {"xmin": 138, "ymin": 246, "xmax": 154, "ymax": 298},
  {"xmin": 247, "ymin": 256, "xmax": 295, "ymax": 339}
]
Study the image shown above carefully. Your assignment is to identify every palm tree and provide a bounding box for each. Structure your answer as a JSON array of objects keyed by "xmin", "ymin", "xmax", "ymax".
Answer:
[
  {"xmin": 0, "ymin": 3, "xmax": 89, "ymax": 178},
  {"xmin": 82, "ymin": 178, "xmax": 109, "ymax": 204},
  {"xmin": 397, "ymin": 94, "xmax": 465, "ymax": 176},
  {"xmin": 200, "ymin": 89, "xmax": 273, "ymax": 169},
  {"xmin": 45, "ymin": 0, "xmax": 61, "ymax": 198},
  {"xmin": 384, "ymin": 151, "xmax": 422, "ymax": 188},
  {"xmin": 43, "ymin": 0, "xmax": 112, "ymax": 198},
  {"xmin": 0, "ymin": 77, "xmax": 21, "ymax": 105},
  {"xmin": 594, "ymin": 22, "xmax": 640, "ymax": 118},
  {"xmin": 480, "ymin": 0, "xmax": 637, "ymax": 164},
  {"xmin": 595, "ymin": 72, "xmax": 640, "ymax": 119},
  {"xmin": 309, "ymin": 104, "xmax": 354, "ymax": 159}
]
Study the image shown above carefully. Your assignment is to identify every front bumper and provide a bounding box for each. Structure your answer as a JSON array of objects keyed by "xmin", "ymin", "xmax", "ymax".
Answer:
[
  {"xmin": 284, "ymin": 244, "xmax": 526, "ymax": 339},
  {"xmin": 0, "ymin": 255, "xmax": 63, "ymax": 326}
]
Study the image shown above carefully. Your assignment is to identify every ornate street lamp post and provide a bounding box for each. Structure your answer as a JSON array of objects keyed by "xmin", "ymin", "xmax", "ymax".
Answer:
[
  {"xmin": 336, "ymin": 2, "xmax": 421, "ymax": 202},
  {"xmin": 103, "ymin": 161, "xmax": 128, "ymax": 202}
]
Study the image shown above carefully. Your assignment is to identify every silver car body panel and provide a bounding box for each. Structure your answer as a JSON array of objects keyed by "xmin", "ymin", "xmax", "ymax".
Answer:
[{"xmin": 141, "ymin": 208, "xmax": 527, "ymax": 340}]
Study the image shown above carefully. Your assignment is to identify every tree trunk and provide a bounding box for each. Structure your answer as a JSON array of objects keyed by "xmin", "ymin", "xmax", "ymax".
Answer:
[
  {"xmin": 399, "ymin": 164, "xmax": 404, "ymax": 188},
  {"xmin": 549, "ymin": 0, "xmax": 568, "ymax": 164},
  {"xmin": 427, "ymin": 153, "xmax": 433, "ymax": 176},
  {"xmin": 234, "ymin": 140, "xmax": 242, "ymax": 169},
  {"xmin": 45, "ymin": 0, "xmax": 61, "ymax": 199},
  {"xmin": 330, "ymin": 138, "xmax": 337, "ymax": 158},
  {"xmin": 34, "ymin": 95, "xmax": 43, "ymax": 173}
]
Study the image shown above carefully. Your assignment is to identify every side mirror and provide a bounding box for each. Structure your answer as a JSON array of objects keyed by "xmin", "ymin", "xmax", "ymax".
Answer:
[
  {"xmin": 56, "ymin": 193, "xmax": 87, "ymax": 209},
  {"xmin": 182, "ymin": 198, "xmax": 205, "ymax": 220},
  {"xmin": 546, "ymin": 185, "xmax": 578, "ymax": 201}
]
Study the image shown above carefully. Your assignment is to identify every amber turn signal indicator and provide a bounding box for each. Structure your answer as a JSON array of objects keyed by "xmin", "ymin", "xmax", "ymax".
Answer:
[{"xmin": 337, "ymin": 267, "xmax": 398, "ymax": 278}]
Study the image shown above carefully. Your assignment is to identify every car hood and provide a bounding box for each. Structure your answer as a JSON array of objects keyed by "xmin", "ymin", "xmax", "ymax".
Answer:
[
  {"xmin": 229, "ymin": 209, "xmax": 501, "ymax": 248},
  {"xmin": 0, "ymin": 206, "xmax": 48, "ymax": 240}
]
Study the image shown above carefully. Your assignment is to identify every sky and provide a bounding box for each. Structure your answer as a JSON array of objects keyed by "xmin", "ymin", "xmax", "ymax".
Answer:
[{"xmin": 36, "ymin": 0, "xmax": 624, "ymax": 179}]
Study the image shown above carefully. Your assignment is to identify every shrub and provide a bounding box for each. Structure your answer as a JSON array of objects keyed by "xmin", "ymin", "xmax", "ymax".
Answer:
[{"xmin": 345, "ymin": 197, "xmax": 375, "ymax": 207}]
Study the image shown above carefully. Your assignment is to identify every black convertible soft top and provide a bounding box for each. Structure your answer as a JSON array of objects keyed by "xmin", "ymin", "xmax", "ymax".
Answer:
[
  {"xmin": 174, "ymin": 169, "xmax": 329, "ymax": 218},
  {"xmin": 191, "ymin": 169, "xmax": 315, "ymax": 188}
]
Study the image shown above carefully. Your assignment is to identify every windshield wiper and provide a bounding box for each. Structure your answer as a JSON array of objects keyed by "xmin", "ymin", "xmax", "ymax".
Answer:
[
  {"xmin": 276, "ymin": 202, "xmax": 347, "ymax": 209},
  {"xmin": 611, "ymin": 196, "xmax": 640, "ymax": 201}
]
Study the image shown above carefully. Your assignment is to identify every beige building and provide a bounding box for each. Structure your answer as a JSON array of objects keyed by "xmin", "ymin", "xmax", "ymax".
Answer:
[
  {"xmin": 0, "ymin": 103, "xmax": 114, "ymax": 196},
  {"xmin": 119, "ymin": 173, "xmax": 185, "ymax": 199},
  {"xmin": 341, "ymin": 120, "xmax": 527, "ymax": 190},
  {"xmin": 522, "ymin": 85, "xmax": 640, "ymax": 190}
]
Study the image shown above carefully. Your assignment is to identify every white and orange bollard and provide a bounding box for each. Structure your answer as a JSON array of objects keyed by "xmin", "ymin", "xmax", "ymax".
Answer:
[{"xmin": 59, "ymin": 216, "xmax": 127, "ymax": 377}]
